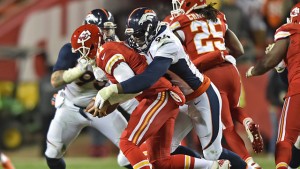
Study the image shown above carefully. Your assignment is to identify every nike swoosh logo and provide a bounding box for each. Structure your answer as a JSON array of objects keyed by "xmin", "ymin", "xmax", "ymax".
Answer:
[
  {"xmin": 101, "ymin": 53, "xmax": 106, "ymax": 60},
  {"xmin": 194, "ymin": 100, "xmax": 201, "ymax": 105}
]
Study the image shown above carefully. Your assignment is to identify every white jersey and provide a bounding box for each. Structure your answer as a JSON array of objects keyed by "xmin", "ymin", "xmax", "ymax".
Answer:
[
  {"xmin": 145, "ymin": 23, "xmax": 205, "ymax": 95},
  {"xmin": 144, "ymin": 23, "xmax": 224, "ymax": 160},
  {"xmin": 64, "ymin": 65, "xmax": 106, "ymax": 107}
]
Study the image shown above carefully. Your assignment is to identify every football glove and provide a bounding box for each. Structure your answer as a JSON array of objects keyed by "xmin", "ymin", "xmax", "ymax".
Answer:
[
  {"xmin": 274, "ymin": 60, "xmax": 286, "ymax": 73},
  {"xmin": 94, "ymin": 84, "xmax": 119, "ymax": 110},
  {"xmin": 93, "ymin": 66, "xmax": 107, "ymax": 82},
  {"xmin": 62, "ymin": 58, "xmax": 89, "ymax": 83}
]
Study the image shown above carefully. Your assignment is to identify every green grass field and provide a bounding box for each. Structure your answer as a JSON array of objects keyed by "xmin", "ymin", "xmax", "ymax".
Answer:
[
  {"xmin": 5, "ymin": 134, "xmax": 279, "ymax": 169},
  {"xmin": 10, "ymin": 155, "xmax": 275, "ymax": 169}
]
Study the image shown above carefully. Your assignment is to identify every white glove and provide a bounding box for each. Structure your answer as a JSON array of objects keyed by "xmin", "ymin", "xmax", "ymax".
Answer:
[
  {"xmin": 77, "ymin": 58, "xmax": 90, "ymax": 70},
  {"xmin": 94, "ymin": 84, "xmax": 119, "ymax": 110},
  {"xmin": 274, "ymin": 60, "xmax": 286, "ymax": 73},
  {"xmin": 62, "ymin": 58, "xmax": 89, "ymax": 83},
  {"xmin": 265, "ymin": 43, "xmax": 275, "ymax": 54},
  {"xmin": 93, "ymin": 66, "xmax": 107, "ymax": 81},
  {"xmin": 224, "ymin": 55, "xmax": 236, "ymax": 66},
  {"xmin": 246, "ymin": 66, "xmax": 254, "ymax": 78}
]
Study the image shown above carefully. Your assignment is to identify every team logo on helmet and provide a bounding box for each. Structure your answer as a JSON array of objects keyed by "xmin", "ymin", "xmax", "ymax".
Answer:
[
  {"xmin": 138, "ymin": 12, "xmax": 156, "ymax": 26},
  {"xmin": 78, "ymin": 30, "xmax": 91, "ymax": 43},
  {"xmin": 291, "ymin": 7, "xmax": 300, "ymax": 17},
  {"xmin": 85, "ymin": 13, "xmax": 102, "ymax": 25}
]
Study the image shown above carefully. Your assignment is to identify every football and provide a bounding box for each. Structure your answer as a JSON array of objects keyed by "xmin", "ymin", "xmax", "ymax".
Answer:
[{"xmin": 85, "ymin": 99, "xmax": 119, "ymax": 117}]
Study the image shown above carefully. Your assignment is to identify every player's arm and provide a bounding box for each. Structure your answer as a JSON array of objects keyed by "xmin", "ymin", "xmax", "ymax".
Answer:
[
  {"xmin": 246, "ymin": 38, "xmax": 289, "ymax": 77},
  {"xmin": 50, "ymin": 70, "xmax": 66, "ymax": 88},
  {"xmin": 50, "ymin": 43, "xmax": 86, "ymax": 88},
  {"xmin": 119, "ymin": 57, "xmax": 172, "ymax": 93},
  {"xmin": 224, "ymin": 29, "xmax": 244, "ymax": 58},
  {"xmin": 192, "ymin": 50, "xmax": 227, "ymax": 72}
]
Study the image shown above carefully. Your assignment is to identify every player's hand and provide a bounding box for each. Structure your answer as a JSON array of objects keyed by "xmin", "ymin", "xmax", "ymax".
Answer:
[
  {"xmin": 265, "ymin": 43, "xmax": 275, "ymax": 54},
  {"xmin": 93, "ymin": 101, "xmax": 110, "ymax": 118},
  {"xmin": 246, "ymin": 66, "xmax": 254, "ymax": 78},
  {"xmin": 85, "ymin": 98, "xmax": 110, "ymax": 118},
  {"xmin": 77, "ymin": 58, "xmax": 90, "ymax": 71},
  {"xmin": 94, "ymin": 84, "xmax": 119, "ymax": 110}
]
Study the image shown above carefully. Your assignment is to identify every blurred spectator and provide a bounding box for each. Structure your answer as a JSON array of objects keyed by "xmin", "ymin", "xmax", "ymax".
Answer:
[
  {"xmin": 262, "ymin": 0, "xmax": 293, "ymax": 46},
  {"xmin": 265, "ymin": 70, "xmax": 287, "ymax": 156},
  {"xmin": 262, "ymin": 0, "xmax": 293, "ymax": 34},
  {"xmin": 221, "ymin": 0, "xmax": 256, "ymax": 63},
  {"xmin": 236, "ymin": 0, "xmax": 267, "ymax": 59}
]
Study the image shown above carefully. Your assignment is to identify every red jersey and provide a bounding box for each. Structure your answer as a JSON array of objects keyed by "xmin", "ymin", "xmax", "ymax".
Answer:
[
  {"xmin": 95, "ymin": 41, "xmax": 181, "ymax": 101},
  {"xmin": 169, "ymin": 12, "xmax": 227, "ymax": 61},
  {"xmin": 275, "ymin": 23, "xmax": 300, "ymax": 97}
]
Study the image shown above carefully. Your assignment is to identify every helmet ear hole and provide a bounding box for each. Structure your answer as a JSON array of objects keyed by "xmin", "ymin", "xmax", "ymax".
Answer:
[{"xmin": 186, "ymin": 2, "xmax": 191, "ymax": 7}]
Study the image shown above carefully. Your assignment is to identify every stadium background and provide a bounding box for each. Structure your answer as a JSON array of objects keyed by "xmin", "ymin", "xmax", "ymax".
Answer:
[{"xmin": 0, "ymin": 0, "xmax": 292, "ymax": 168}]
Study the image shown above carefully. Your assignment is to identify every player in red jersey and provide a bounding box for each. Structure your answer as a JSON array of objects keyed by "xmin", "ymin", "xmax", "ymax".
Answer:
[
  {"xmin": 168, "ymin": 0, "xmax": 263, "ymax": 168},
  {"xmin": 72, "ymin": 24, "xmax": 230, "ymax": 169},
  {"xmin": 246, "ymin": 3, "xmax": 300, "ymax": 169}
]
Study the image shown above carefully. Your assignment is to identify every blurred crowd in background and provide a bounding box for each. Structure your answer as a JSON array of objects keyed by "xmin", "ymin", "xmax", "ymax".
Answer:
[{"xmin": 0, "ymin": 0, "xmax": 290, "ymax": 158}]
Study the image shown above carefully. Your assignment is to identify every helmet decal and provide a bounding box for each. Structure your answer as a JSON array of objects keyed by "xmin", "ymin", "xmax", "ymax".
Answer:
[
  {"xmin": 85, "ymin": 13, "xmax": 101, "ymax": 25},
  {"xmin": 139, "ymin": 12, "xmax": 156, "ymax": 26},
  {"xmin": 78, "ymin": 30, "xmax": 91, "ymax": 44},
  {"xmin": 291, "ymin": 7, "xmax": 300, "ymax": 18}
]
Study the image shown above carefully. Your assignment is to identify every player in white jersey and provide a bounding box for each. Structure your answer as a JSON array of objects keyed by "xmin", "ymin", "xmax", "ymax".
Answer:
[
  {"xmin": 44, "ymin": 9, "xmax": 138, "ymax": 169},
  {"xmin": 93, "ymin": 7, "xmax": 251, "ymax": 169}
]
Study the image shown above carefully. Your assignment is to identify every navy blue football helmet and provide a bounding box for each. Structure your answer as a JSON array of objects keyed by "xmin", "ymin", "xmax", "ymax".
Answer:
[
  {"xmin": 125, "ymin": 7, "xmax": 160, "ymax": 52},
  {"xmin": 84, "ymin": 8, "xmax": 117, "ymax": 41}
]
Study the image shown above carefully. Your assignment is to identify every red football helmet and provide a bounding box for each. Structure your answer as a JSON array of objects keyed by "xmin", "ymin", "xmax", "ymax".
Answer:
[
  {"xmin": 287, "ymin": 3, "xmax": 300, "ymax": 23},
  {"xmin": 171, "ymin": 0, "xmax": 207, "ymax": 17},
  {"xmin": 71, "ymin": 24, "xmax": 103, "ymax": 60}
]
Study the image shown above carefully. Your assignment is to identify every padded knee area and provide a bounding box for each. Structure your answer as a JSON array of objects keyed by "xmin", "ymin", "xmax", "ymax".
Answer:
[
  {"xmin": 203, "ymin": 148, "xmax": 222, "ymax": 160},
  {"xmin": 45, "ymin": 141, "xmax": 65, "ymax": 159}
]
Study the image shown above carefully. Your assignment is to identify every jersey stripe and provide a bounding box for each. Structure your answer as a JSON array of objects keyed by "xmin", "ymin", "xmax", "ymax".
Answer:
[
  {"xmin": 105, "ymin": 54, "xmax": 125, "ymax": 74},
  {"xmin": 133, "ymin": 160, "xmax": 151, "ymax": 169},
  {"xmin": 277, "ymin": 97, "xmax": 290, "ymax": 142},
  {"xmin": 129, "ymin": 92, "xmax": 168, "ymax": 144},
  {"xmin": 274, "ymin": 31, "xmax": 291, "ymax": 41},
  {"xmin": 170, "ymin": 21, "xmax": 181, "ymax": 31},
  {"xmin": 184, "ymin": 155, "xmax": 191, "ymax": 169}
]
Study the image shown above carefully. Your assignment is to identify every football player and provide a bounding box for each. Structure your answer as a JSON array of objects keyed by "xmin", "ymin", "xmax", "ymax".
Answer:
[
  {"xmin": 168, "ymin": 0, "xmax": 263, "ymax": 168},
  {"xmin": 93, "ymin": 7, "xmax": 251, "ymax": 169},
  {"xmin": 78, "ymin": 24, "xmax": 230, "ymax": 169},
  {"xmin": 44, "ymin": 9, "xmax": 138, "ymax": 169},
  {"xmin": 246, "ymin": 3, "xmax": 300, "ymax": 169},
  {"xmin": 0, "ymin": 152, "xmax": 15, "ymax": 169}
]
